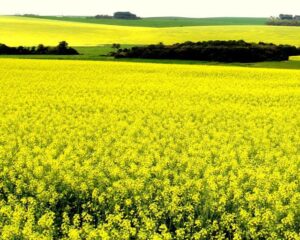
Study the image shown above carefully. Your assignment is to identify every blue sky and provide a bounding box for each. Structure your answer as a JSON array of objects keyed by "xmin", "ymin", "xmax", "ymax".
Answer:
[{"xmin": 1, "ymin": 0, "xmax": 300, "ymax": 17}]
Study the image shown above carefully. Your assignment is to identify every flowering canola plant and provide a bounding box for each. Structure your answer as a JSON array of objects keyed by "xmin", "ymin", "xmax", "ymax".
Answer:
[
  {"xmin": 0, "ymin": 59, "xmax": 299, "ymax": 239},
  {"xmin": 1, "ymin": 16, "xmax": 300, "ymax": 46}
]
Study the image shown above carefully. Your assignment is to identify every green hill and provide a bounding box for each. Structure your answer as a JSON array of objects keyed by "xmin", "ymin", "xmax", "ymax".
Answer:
[{"xmin": 21, "ymin": 16, "xmax": 268, "ymax": 28}]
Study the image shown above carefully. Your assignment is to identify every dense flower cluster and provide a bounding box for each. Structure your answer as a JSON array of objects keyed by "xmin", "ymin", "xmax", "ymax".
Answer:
[{"xmin": 0, "ymin": 59, "xmax": 299, "ymax": 239}]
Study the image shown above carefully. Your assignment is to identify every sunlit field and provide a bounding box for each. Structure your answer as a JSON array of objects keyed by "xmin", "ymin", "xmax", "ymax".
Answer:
[
  {"xmin": 0, "ymin": 59, "xmax": 299, "ymax": 239},
  {"xmin": 1, "ymin": 16, "xmax": 300, "ymax": 46},
  {"xmin": 27, "ymin": 16, "xmax": 268, "ymax": 28}
]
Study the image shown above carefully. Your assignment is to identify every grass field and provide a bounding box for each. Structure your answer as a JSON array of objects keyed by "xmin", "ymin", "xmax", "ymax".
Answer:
[
  {"xmin": 0, "ymin": 59, "xmax": 299, "ymax": 239},
  {"xmin": 1, "ymin": 16, "xmax": 300, "ymax": 46},
  {"xmin": 26, "ymin": 16, "xmax": 268, "ymax": 28}
]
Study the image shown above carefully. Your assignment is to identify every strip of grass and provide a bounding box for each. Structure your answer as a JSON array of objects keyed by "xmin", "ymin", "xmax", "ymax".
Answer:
[{"xmin": 22, "ymin": 16, "xmax": 268, "ymax": 28}]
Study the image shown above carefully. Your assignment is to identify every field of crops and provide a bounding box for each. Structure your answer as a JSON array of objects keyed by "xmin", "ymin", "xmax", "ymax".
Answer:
[
  {"xmin": 1, "ymin": 16, "xmax": 300, "ymax": 46},
  {"xmin": 0, "ymin": 59, "xmax": 299, "ymax": 239},
  {"xmin": 29, "ymin": 16, "xmax": 268, "ymax": 28}
]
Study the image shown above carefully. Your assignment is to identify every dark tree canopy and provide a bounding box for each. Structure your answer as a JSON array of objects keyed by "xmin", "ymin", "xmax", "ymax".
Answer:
[
  {"xmin": 112, "ymin": 43, "xmax": 121, "ymax": 49},
  {"xmin": 113, "ymin": 12, "xmax": 140, "ymax": 20},
  {"xmin": 91, "ymin": 12, "xmax": 141, "ymax": 20},
  {"xmin": 279, "ymin": 14, "xmax": 294, "ymax": 20},
  {"xmin": 267, "ymin": 14, "xmax": 300, "ymax": 26},
  {"xmin": 111, "ymin": 40, "xmax": 300, "ymax": 63},
  {"xmin": 94, "ymin": 15, "xmax": 113, "ymax": 19},
  {"xmin": 0, "ymin": 42, "xmax": 78, "ymax": 55}
]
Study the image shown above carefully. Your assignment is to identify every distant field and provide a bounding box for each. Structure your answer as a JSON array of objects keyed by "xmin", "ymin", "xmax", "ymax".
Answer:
[
  {"xmin": 1, "ymin": 16, "xmax": 300, "ymax": 46},
  {"xmin": 26, "ymin": 16, "xmax": 268, "ymax": 27},
  {"xmin": 1, "ymin": 16, "xmax": 300, "ymax": 70}
]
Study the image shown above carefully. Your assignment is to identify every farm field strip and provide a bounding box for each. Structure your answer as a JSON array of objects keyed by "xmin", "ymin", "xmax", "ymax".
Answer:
[
  {"xmin": 0, "ymin": 59, "xmax": 299, "ymax": 238},
  {"xmin": 1, "ymin": 16, "xmax": 300, "ymax": 46},
  {"xmin": 28, "ymin": 16, "xmax": 268, "ymax": 28}
]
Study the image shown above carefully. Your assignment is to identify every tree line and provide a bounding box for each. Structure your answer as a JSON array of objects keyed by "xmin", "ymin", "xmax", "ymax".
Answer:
[
  {"xmin": 111, "ymin": 40, "xmax": 300, "ymax": 62},
  {"xmin": 91, "ymin": 12, "xmax": 141, "ymax": 20},
  {"xmin": 267, "ymin": 14, "xmax": 300, "ymax": 26},
  {"xmin": 0, "ymin": 41, "xmax": 78, "ymax": 55}
]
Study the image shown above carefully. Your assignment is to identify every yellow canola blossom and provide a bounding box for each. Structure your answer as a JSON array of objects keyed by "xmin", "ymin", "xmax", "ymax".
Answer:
[
  {"xmin": 0, "ymin": 16, "xmax": 300, "ymax": 46},
  {"xmin": 0, "ymin": 59, "xmax": 299, "ymax": 239}
]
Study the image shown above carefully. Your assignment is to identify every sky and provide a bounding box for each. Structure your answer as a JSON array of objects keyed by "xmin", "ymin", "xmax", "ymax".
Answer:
[{"xmin": 1, "ymin": 0, "xmax": 300, "ymax": 18}]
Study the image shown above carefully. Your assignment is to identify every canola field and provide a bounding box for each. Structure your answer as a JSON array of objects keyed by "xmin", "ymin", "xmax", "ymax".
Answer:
[
  {"xmin": 0, "ymin": 59, "xmax": 299, "ymax": 239},
  {"xmin": 1, "ymin": 16, "xmax": 300, "ymax": 46}
]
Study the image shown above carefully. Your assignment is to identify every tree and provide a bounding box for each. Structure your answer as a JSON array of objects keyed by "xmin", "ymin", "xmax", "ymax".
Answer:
[
  {"xmin": 94, "ymin": 15, "xmax": 113, "ymax": 19},
  {"xmin": 57, "ymin": 41, "xmax": 68, "ymax": 51},
  {"xmin": 112, "ymin": 43, "xmax": 121, "ymax": 50},
  {"xmin": 279, "ymin": 14, "xmax": 293, "ymax": 20},
  {"xmin": 111, "ymin": 40, "xmax": 300, "ymax": 63},
  {"xmin": 36, "ymin": 44, "xmax": 47, "ymax": 54},
  {"xmin": 0, "ymin": 41, "xmax": 78, "ymax": 55},
  {"xmin": 113, "ymin": 12, "xmax": 140, "ymax": 20},
  {"xmin": 294, "ymin": 15, "xmax": 300, "ymax": 20}
]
